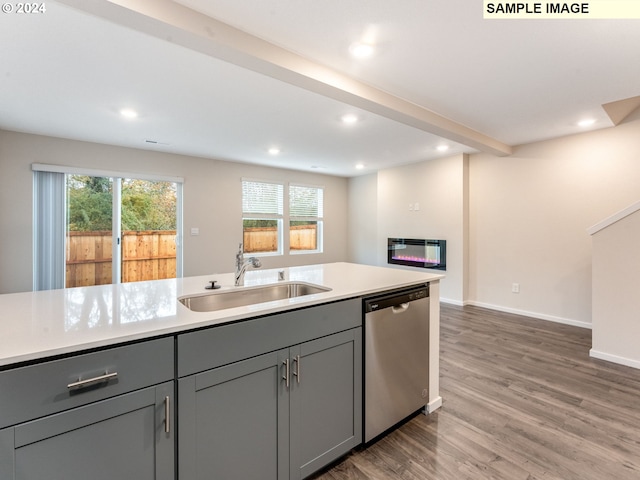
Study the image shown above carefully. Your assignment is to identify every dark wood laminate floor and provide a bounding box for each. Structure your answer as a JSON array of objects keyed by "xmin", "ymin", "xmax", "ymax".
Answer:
[{"xmin": 312, "ymin": 304, "xmax": 640, "ymax": 480}]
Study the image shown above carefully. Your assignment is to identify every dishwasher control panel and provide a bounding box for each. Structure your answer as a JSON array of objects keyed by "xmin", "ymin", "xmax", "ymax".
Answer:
[
  {"xmin": 364, "ymin": 284, "xmax": 429, "ymax": 312},
  {"xmin": 408, "ymin": 289, "xmax": 428, "ymax": 301}
]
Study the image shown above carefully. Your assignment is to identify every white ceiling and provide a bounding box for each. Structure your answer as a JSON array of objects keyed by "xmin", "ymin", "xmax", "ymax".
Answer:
[{"xmin": 1, "ymin": 1, "xmax": 639, "ymax": 177}]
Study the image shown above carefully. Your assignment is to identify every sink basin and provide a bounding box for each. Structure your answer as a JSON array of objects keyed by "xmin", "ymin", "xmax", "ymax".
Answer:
[{"xmin": 179, "ymin": 282, "xmax": 331, "ymax": 312}]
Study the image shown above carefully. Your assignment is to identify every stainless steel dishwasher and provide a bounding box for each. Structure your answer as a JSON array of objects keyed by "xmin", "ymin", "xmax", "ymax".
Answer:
[{"xmin": 363, "ymin": 284, "xmax": 429, "ymax": 442}]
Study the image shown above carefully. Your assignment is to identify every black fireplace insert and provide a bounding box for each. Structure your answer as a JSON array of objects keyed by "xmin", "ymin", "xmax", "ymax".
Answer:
[{"xmin": 387, "ymin": 238, "xmax": 446, "ymax": 270}]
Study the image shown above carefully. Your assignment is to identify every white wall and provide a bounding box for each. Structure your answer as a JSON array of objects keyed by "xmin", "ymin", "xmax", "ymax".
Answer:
[
  {"xmin": 347, "ymin": 173, "xmax": 378, "ymax": 265},
  {"xmin": 348, "ymin": 154, "xmax": 468, "ymax": 304},
  {"xmin": 346, "ymin": 113, "xmax": 640, "ymax": 328},
  {"xmin": 0, "ymin": 130, "xmax": 349, "ymax": 294},
  {"xmin": 591, "ymin": 206, "xmax": 640, "ymax": 369},
  {"xmin": 469, "ymin": 111, "xmax": 640, "ymax": 327}
]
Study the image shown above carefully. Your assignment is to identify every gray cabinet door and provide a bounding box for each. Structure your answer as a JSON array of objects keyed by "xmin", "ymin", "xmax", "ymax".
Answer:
[
  {"xmin": 178, "ymin": 349, "xmax": 289, "ymax": 480},
  {"xmin": 289, "ymin": 328, "xmax": 362, "ymax": 480},
  {"xmin": 178, "ymin": 328, "xmax": 362, "ymax": 480},
  {"xmin": 0, "ymin": 381, "xmax": 174, "ymax": 480}
]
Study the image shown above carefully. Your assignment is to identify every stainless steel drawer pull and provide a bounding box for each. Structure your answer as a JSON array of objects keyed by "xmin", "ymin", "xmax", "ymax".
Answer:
[
  {"xmin": 293, "ymin": 355, "xmax": 301, "ymax": 384},
  {"xmin": 282, "ymin": 359, "xmax": 290, "ymax": 388},
  {"xmin": 67, "ymin": 371, "xmax": 118, "ymax": 391},
  {"xmin": 164, "ymin": 396, "xmax": 170, "ymax": 434}
]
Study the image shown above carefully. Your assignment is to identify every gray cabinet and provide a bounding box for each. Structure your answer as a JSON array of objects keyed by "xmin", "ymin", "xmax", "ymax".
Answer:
[
  {"xmin": 178, "ymin": 299, "xmax": 362, "ymax": 480},
  {"xmin": 289, "ymin": 329, "xmax": 362, "ymax": 479},
  {"xmin": 0, "ymin": 338, "xmax": 175, "ymax": 480},
  {"xmin": 178, "ymin": 349, "xmax": 288, "ymax": 480}
]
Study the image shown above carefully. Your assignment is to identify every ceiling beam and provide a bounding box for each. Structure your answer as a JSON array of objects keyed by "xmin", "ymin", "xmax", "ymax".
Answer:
[
  {"xmin": 58, "ymin": 0, "xmax": 513, "ymax": 157},
  {"xmin": 602, "ymin": 96, "xmax": 640, "ymax": 126}
]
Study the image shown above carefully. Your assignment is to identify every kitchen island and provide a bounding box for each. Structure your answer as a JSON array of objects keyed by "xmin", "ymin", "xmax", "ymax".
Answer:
[{"xmin": 0, "ymin": 262, "xmax": 443, "ymax": 480}]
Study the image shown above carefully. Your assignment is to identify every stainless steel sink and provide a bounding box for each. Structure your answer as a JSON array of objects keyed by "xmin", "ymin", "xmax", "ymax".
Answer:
[{"xmin": 178, "ymin": 282, "xmax": 331, "ymax": 312}]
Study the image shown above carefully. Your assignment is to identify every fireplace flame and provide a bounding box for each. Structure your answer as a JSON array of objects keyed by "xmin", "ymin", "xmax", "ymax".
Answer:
[{"xmin": 392, "ymin": 255, "xmax": 439, "ymax": 264}]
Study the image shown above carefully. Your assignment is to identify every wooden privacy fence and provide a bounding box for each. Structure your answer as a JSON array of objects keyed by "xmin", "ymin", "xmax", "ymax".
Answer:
[
  {"xmin": 243, "ymin": 225, "xmax": 317, "ymax": 253},
  {"xmin": 66, "ymin": 226, "xmax": 316, "ymax": 287},
  {"xmin": 289, "ymin": 225, "xmax": 317, "ymax": 251},
  {"xmin": 66, "ymin": 230, "xmax": 177, "ymax": 288}
]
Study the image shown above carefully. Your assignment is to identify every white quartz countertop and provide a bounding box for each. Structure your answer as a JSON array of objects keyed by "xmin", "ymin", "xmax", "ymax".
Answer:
[{"xmin": 0, "ymin": 262, "xmax": 443, "ymax": 368}]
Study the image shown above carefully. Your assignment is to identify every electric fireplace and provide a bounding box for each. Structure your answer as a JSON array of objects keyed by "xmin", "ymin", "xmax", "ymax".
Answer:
[{"xmin": 387, "ymin": 238, "xmax": 446, "ymax": 270}]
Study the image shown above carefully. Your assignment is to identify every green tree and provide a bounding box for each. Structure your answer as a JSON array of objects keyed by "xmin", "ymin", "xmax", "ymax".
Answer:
[
  {"xmin": 67, "ymin": 175, "xmax": 113, "ymax": 231},
  {"xmin": 122, "ymin": 179, "xmax": 177, "ymax": 231},
  {"xmin": 67, "ymin": 175, "xmax": 177, "ymax": 232}
]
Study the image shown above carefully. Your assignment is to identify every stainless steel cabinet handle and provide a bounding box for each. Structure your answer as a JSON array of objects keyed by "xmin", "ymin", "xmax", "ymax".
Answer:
[
  {"xmin": 282, "ymin": 359, "xmax": 290, "ymax": 388},
  {"xmin": 164, "ymin": 396, "xmax": 170, "ymax": 434},
  {"xmin": 293, "ymin": 355, "xmax": 301, "ymax": 384},
  {"xmin": 67, "ymin": 371, "xmax": 118, "ymax": 391}
]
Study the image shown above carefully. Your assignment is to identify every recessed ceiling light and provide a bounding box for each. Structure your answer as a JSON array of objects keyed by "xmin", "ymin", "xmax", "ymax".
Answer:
[
  {"xmin": 349, "ymin": 42, "xmax": 374, "ymax": 58},
  {"xmin": 145, "ymin": 139, "xmax": 170, "ymax": 146},
  {"xmin": 268, "ymin": 147, "xmax": 280, "ymax": 155},
  {"xmin": 578, "ymin": 118, "xmax": 596, "ymax": 127},
  {"xmin": 341, "ymin": 113, "xmax": 359, "ymax": 125},
  {"xmin": 436, "ymin": 145, "xmax": 450, "ymax": 152},
  {"xmin": 120, "ymin": 108, "xmax": 138, "ymax": 119},
  {"xmin": 355, "ymin": 163, "xmax": 365, "ymax": 170}
]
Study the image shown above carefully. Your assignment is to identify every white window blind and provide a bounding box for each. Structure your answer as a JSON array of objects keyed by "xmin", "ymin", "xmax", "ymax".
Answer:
[
  {"xmin": 33, "ymin": 170, "xmax": 66, "ymax": 291},
  {"xmin": 289, "ymin": 184, "xmax": 323, "ymax": 219},
  {"xmin": 242, "ymin": 180, "xmax": 284, "ymax": 217}
]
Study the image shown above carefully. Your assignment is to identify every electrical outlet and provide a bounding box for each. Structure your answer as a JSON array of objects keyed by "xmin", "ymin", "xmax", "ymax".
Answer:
[
  {"xmin": 409, "ymin": 203, "xmax": 413, "ymax": 211},
  {"xmin": 512, "ymin": 283, "xmax": 520, "ymax": 293}
]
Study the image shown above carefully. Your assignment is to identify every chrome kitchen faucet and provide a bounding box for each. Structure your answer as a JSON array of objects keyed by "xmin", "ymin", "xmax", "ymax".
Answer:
[{"xmin": 235, "ymin": 243, "xmax": 261, "ymax": 286}]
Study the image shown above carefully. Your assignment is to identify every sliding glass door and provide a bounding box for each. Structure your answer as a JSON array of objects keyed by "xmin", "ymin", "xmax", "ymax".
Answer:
[
  {"xmin": 66, "ymin": 175, "xmax": 115, "ymax": 287},
  {"xmin": 33, "ymin": 165, "xmax": 183, "ymax": 291},
  {"xmin": 65, "ymin": 175, "xmax": 179, "ymax": 288}
]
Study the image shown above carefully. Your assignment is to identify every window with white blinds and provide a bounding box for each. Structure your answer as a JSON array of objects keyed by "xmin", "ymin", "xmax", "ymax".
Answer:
[
  {"xmin": 241, "ymin": 180, "xmax": 323, "ymax": 256},
  {"xmin": 242, "ymin": 180, "xmax": 284, "ymax": 255},
  {"xmin": 289, "ymin": 184, "xmax": 323, "ymax": 254}
]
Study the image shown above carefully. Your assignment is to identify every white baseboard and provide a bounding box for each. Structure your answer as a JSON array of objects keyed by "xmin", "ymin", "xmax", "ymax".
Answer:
[
  {"xmin": 424, "ymin": 396, "xmax": 442, "ymax": 414},
  {"xmin": 590, "ymin": 349, "xmax": 640, "ymax": 370},
  {"xmin": 439, "ymin": 297, "xmax": 464, "ymax": 306},
  {"xmin": 441, "ymin": 299, "xmax": 592, "ymax": 330}
]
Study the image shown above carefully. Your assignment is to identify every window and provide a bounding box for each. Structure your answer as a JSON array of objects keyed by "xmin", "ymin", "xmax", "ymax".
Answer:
[
  {"xmin": 242, "ymin": 179, "xmax": 284, "ymax": 255},
  {"xmin": 241, "ymin": 179, "xmax": 323, "ymax": 256},
  {"xmin": 33, "ymin": 164, "xmax": 183, "ymax": 290},
  {"xmin": 289, "ymin": 184, "xmax": 323, "ymax": 253}
]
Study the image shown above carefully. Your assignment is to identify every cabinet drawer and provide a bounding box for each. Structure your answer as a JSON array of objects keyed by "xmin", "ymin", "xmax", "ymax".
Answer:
[
  {"xmin": 0, "ymin": 337, "xmax": 174, "ymax": 429},
  {"xmin": 178, "ymin": 299, "xmax": 361, "ymax": 377}
]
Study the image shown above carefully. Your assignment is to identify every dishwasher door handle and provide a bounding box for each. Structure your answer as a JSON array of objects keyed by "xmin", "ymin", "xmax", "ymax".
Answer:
[{"xmin": 391, "ymin": 303, "xmax": 410, "ymax": 314}]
